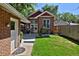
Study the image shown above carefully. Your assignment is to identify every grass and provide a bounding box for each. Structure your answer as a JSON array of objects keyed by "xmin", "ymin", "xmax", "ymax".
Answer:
[{"xmin": 32, "ymin": 35, "xmax": 79, "ymax": 56}]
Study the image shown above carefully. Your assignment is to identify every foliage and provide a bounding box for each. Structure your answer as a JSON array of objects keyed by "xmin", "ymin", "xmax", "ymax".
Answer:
[
  {"xmin": 42, "ymin": 4, "xmax": 79, "ymax": 23},
  {"xmin": 42, "ymin": 4, "xmax": 58, "ymax": 16},
  {"xmin": 41, "ymin": 28, "xmax": 49, "ymax": 34},
  {"xmin": 32, "ymin": 35, "xmax": 79, "ymax": 56},
  {"xmin": 10, "ymin": 3, "xmax": 36, "ymax": 16},
  {"xmin": 75, "ymin": 15, "xmax": 79, "ymax": 23},
  {"xmin": 10, "ymin": 3, "xmax": 79, "ymax": 23},
  {"xmin": 20, "ymin": 31, "xmax": 24, "ymax": 40},
  {"xmin": 57, "ymin": 13, "xmax": 77, "ymax": 23},
  {"xmin": 39, "ymin": 28, "xmax": 49, "ymax": 37}
]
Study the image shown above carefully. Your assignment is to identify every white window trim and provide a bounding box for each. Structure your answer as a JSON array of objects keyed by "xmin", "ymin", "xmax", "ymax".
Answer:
[
  {"xmin": 30, "ymin": 20, "xmax": 38, "ymax": 32},
  {"xmin": 31, "ymin": 20, "xmax": 38, "ymax": 25},
  {"xmin": 43, "ymin": 19, "xmax": 50, "ymax": 29}
]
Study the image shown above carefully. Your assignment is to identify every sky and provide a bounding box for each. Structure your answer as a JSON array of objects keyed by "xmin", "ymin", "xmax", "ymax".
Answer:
[{"xmin": 35, "ymin": 3, "xmax": 79, "ymax": 15}]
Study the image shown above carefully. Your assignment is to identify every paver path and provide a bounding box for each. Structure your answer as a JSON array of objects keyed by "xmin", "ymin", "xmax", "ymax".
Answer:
[{"xmin": 12, "ymin": 34, "xmax": 36, "ymax": 56}]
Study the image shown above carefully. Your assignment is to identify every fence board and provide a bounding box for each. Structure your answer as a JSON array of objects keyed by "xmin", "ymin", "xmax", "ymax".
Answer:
[{"xmin": 58, "ymin": 25, "xmax": 79, "ymax": 41}]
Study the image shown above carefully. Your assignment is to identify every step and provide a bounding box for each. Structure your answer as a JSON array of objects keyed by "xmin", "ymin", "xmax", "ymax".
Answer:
[{"xmin": 23, "ymin": 39, "xmax": 35, "ymax": 41}]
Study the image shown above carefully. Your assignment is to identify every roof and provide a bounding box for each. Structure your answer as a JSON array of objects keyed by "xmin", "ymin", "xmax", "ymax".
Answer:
[
  {"xmin": 54, "ymin": 20, "xmax": 79, "ymax": 26},
  {"xmin": 54, "ymin": 20, "xmax": 69, "ymax": 26},
  {"xmin": 28, "ymin": 11, "xmax": 42, "ymax": 18},
  {"xmin": 28, "ymin": 11, "xmax": 55, "ymax": 19},
  {"xmin": 21, "ymin": 20, "xmax": 30, "ymax": 24},
  {"xmin": 0, "ymin": 3, "xmax": 30, "ymax": 23},
  {"xmin": 69, "ymin": 23, "xmax": 79, "ymax": 25}
]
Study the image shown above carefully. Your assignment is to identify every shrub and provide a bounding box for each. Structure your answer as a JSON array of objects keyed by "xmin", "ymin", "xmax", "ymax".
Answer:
[{"xmin": 20, "ymin": 31, "xmax": 24, "ymax": 43}]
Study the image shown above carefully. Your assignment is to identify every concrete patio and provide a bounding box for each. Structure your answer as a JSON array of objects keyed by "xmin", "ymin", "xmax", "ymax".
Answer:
[{"xmin": 11, "ymin": 34, "xmax": 36, "ymax": 56}]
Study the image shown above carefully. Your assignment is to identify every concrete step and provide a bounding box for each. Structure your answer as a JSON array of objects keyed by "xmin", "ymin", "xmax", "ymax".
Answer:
[
  {"xmin": 21, "ymin": 39, "xmax": 35, "ymax": 44},
  {"xmin": 23, "ymin": 39, "xmax": 35, "ymax": 41}
]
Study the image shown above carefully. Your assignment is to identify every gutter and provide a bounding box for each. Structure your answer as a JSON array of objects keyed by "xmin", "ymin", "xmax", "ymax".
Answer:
[{"xmin": 0, "ymin": 3, "xmax": 30, "ymax": 23}]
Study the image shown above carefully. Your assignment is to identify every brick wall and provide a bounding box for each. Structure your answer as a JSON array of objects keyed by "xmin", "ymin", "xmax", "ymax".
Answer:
[
  {"xmin": 0, "ymin": 38, "xmax": 11, "ymax": 56},
  {"xmin": 0, "ymin": 7, "xmax": 20, "ymax": 56},
  {"xmin": 28, "ymin": 17, "xmax": 54, "ymax": 33},
  {"xmin": 53, "ymin": 26, "xmax": 59, "ymax": 33},
  {"xmin": 38, "ymin": 17, "xmax": 54, "ymax": 33},
  {"xmin": 0, "ymin": 8, "xmax": 11, "ymax": 56}
]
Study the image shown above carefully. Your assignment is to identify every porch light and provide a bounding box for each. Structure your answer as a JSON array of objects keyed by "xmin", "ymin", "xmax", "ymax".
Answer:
[{"xmin": 7, "ymin": 23, "xmax": 10, "ymax": 27}]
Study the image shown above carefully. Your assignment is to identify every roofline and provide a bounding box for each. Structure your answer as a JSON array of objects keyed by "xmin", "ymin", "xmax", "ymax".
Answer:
[
  {"xmin": 35, "ymin": 11, "xmax": 56, "ymax": 18},
  {"xmin": 28, "ymin": 11, "xmax": 37, "ymax": 17},
  {"xmin": 0, "ymin": 3, "xmax": 30, "ymax": 23},
  {"xmin": 28, "ymin": 10, "xmax": 42, "ymax": 17},
  {"xmin": 21, "ymin": 20, "xmax": 30, "ymax": 23}
]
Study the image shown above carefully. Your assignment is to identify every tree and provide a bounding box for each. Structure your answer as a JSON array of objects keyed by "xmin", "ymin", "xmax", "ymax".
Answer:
[
  {"xmin": 42, "ymin": 4, "xmax": 58, "ymax": 16},
  {"xmin": 10, "ymin": 3, "xmax": 36, "ymax": 16},
  {"xmin": 74, "ymin": 15, "xmax": 79, "ymax": 23},
  {"xmin": 58, "ymin": 12, "xmax": 77, "ymax": 23}
]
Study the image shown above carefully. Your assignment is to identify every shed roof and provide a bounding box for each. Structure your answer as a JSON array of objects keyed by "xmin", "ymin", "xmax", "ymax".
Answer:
[
  {"xmin": 28, "ymin": 11, "xmax": 55, "ymax": 19},
  {"xmin": 0, "ymin": 3, "xmax": 30, "ymax": 23},
  {"xmin": 28, "ymin": 11, "xmax": 42, "ymax": 18}
]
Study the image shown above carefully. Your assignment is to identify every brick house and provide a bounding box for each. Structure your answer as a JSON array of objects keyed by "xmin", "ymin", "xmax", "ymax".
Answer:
[
  {"xmin": 0, "ymin": 3, "xmax": 30, "ymax": 56},
  {"xmin": 27, "ymin": 11, "xmax": 56, "ymax": 34}
]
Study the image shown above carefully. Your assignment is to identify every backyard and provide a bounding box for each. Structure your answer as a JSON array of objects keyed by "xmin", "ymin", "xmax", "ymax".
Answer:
[{"xmin": 32, "ymin": 35, "xmax": 79, "ymax": 56}]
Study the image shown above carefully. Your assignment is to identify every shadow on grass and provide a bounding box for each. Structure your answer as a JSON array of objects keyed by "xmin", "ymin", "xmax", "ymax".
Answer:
[
  {"xmin": 24, "ymin": 41, "xmax": 34, "ymax": 43},
  {"xmin": 36, "ymin": 36, "xmax": 50, "ymax": 38},
  {"xmin": 36, "ymin": 34, "xmax": 79, "ymax": 45},
  {"xmin": 60, "ymin": 35, "xmax": 79, "ymax": 45}
]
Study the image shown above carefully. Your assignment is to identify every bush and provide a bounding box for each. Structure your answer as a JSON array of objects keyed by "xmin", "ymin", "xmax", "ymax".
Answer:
[
  {"xmin": 39, "ymin": 28, "xmax": 49, "ymax": 37},
  {"xmin": 40, "ymin": 28, "xmax": 49, "ymax": 34},
  {"xmin": 20, "ymin": 31, "xmax": 24, "ymax": 43}
]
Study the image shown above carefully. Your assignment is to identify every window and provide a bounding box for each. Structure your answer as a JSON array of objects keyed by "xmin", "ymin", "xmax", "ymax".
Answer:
[
  {"xmin": 30, "ymin": 20, "xmax": 38, "ymax": 32},
  {"xmin": 43, "ymin": 19, "xmax": 50, "ymax": 28},
  {"xmin": 47, "ymin": 20, "xmax": 50, "ymax": 28},
  {"xmin": 31, "ymin": 20, "xmax": 36, "ymax": 24},
  {"xmin": 11, "ymin": 21, "xmax": 15, "ymax": 30}
]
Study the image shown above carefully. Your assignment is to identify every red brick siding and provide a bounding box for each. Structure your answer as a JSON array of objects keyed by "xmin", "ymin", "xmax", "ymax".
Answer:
[
  {"xmin": 0, "ymin": 38, "xmax": 11, "ymax": 56},
  {"xmin": 53, "ymin": 26, "xmax": 59, "ymax": 33},
  {"xmin": 0, "ymin": 7, "xmax": 20, "ymax": 56},
  {"xmin": 50, "ymin": 17, "xmax": 54, "ymax": 33},
  {"xmin": 38, "ymin": 17, "xmax": 43, "ymax": 33},
  {"xmin": 0, "ymin": 8, "xmax": 11, "ymax": 56},
  {"xmin": 28, "ymin": 12, "xmax": 55, "ymax": 33},
  {"xmin": 38, "ymin": 17, "xmax": 54, "ymax": 33}
]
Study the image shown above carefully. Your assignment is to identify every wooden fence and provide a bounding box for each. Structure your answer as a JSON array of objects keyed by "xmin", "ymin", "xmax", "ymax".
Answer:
[{"xmin": 58, "ymin": 25, "xmax": 79, "ymax": 41}]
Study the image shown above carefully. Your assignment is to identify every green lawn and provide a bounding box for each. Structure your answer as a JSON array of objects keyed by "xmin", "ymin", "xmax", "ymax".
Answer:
[{"xmin": 32, "ymin": 35, "xmax": 79, "ymax": 56}]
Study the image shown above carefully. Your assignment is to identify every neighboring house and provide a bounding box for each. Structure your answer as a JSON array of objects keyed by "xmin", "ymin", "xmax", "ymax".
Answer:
[
  {"xmin": 0, "ymin": 3, "xmax": 30, "ymax": 56},
  {"xmin": 28, "ymin": 11, "xmax": 56, "ymax": 34}
]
